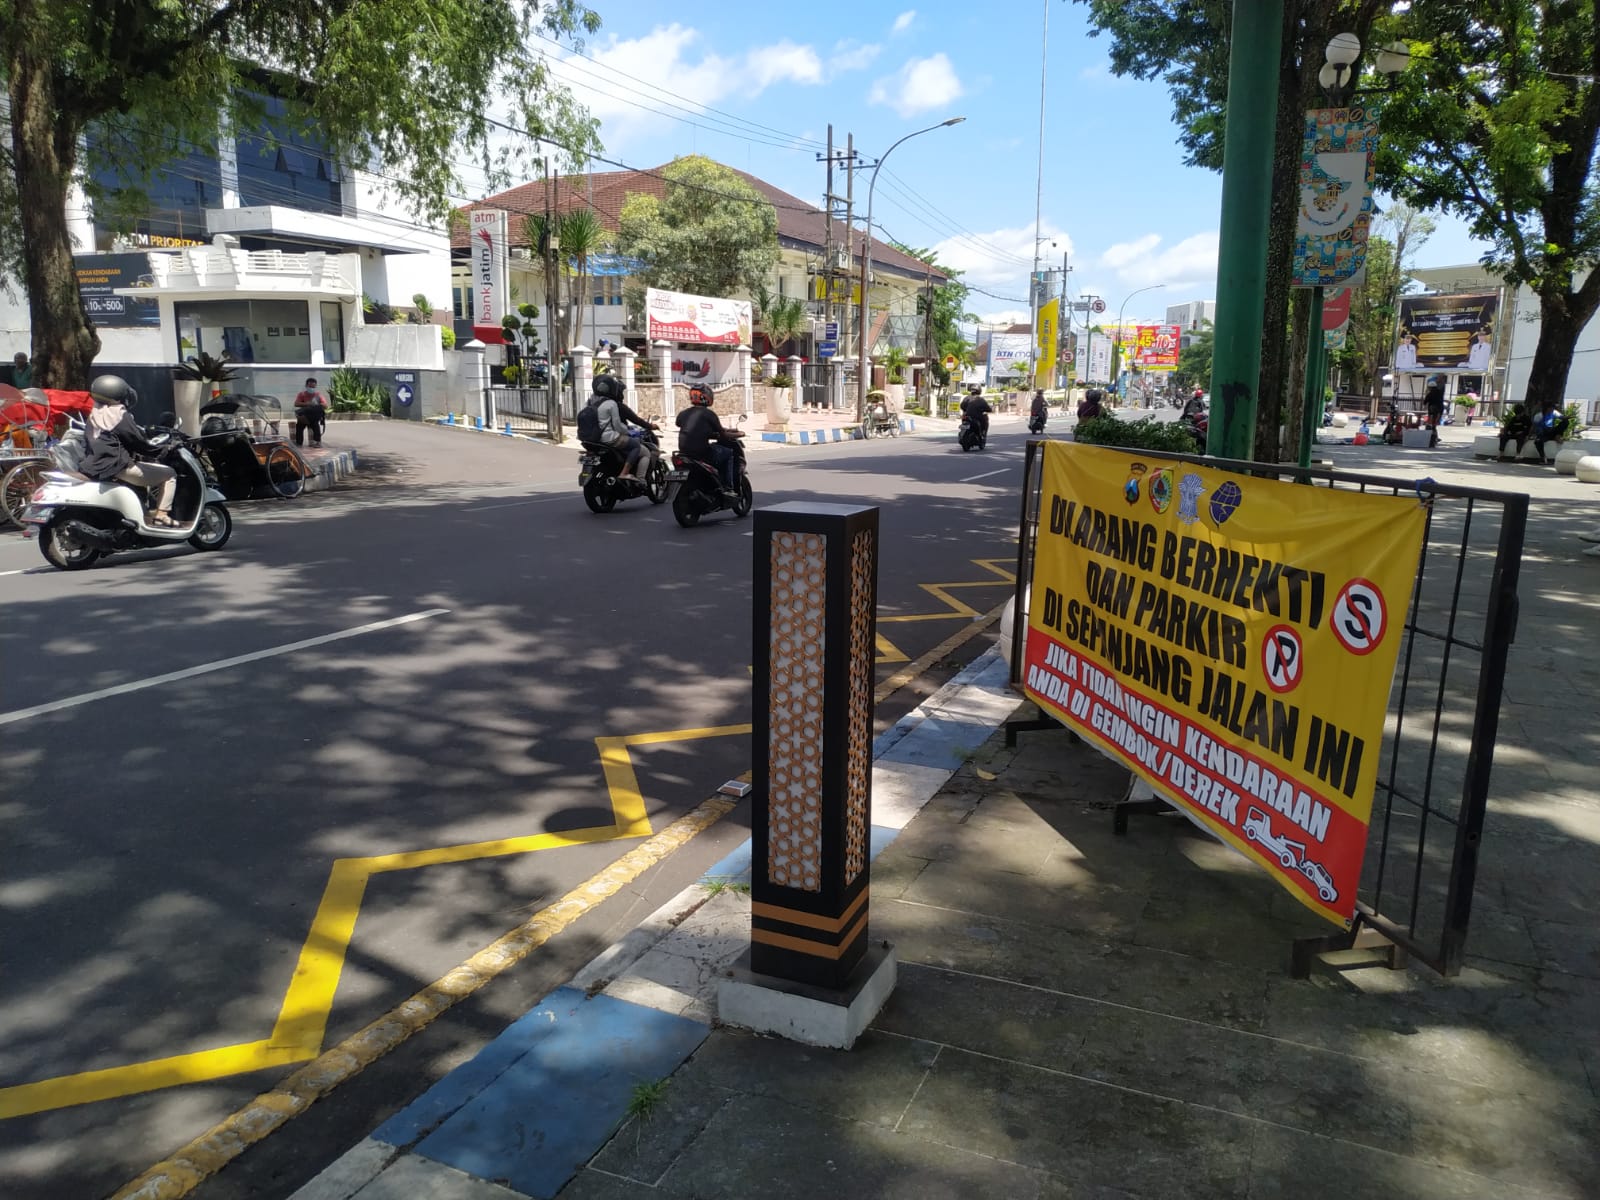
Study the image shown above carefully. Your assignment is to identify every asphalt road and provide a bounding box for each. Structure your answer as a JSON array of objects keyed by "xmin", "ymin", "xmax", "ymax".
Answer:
[{"xmin": 0, "ymin": 416, "xmax": 1034, "ymax": 1199}]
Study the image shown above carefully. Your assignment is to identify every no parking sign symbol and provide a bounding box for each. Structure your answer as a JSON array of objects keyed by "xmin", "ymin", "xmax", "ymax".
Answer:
[
  {"xmin": 1262, "ymin": 624, "xmax": 1303, "ymax": 693},
  {"xmin": 1331, "ymin": 579, "xmax": 1388, "ymax": 656}
]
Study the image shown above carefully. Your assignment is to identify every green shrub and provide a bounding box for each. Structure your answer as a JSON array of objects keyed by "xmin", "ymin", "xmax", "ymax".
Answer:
[
  {"xmin": 1073, "ymin": 414, "xmax": 1199, "ymax": 455},
  {"xmin": 770, "ymin": 373, "xmax": 794, "ymax": 389},
  {"xmin": 328, "ymin": 366, "xmax": 390, "ymax": 415},
  {"xmin": 440, "ymin": 326, "xmax": 456, "ymax": 350}
]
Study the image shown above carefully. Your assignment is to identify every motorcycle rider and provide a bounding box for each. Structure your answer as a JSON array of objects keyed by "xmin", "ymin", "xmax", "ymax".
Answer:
[
  {"xmin": 959, "ymin": 385, "xmax": 992, "ymax": 439},
  {"xmin": 1182, "ymin": 388, "xmax": 1207, "ymax": 421},
  {"xmin": 675, "ymin": 383, "xmax": 743, "ymax": 495},
  {"xmin": 1029, "ymin": 389, "xmax": 1048, "ymax": 432},
  {"xmin": 80, "ymin": 374, "xmax": 178, "ymax": 526},
  {"xmin": 586, "ymin": 374, "xmax": 658, "ymax": 480}
]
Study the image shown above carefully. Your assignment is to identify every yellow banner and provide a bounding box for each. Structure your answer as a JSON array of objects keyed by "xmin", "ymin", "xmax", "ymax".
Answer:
[
  {"xmin": 1021, "ymin": 443, "xmax": 1426, "ymax": 925},
  {"xmin": 1035, "ymin": 299, "xmax": 1059, "ymax": 388}
]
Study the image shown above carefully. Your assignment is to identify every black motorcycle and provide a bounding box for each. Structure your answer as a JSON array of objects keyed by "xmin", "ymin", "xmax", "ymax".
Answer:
[
  {"xmin": 665, "ymin": 434, "xmax": 752, "ymax": 527},
  {"xmin": 958, "ymin": 412, "xmax": 988, "ymax": 451},
  {"xmin": 579, "ymin": 427, "xmax": 667, "ymax": 513},
  {"xmin": 1028, "ymin": 409, "xmax": 1047, "ymax": 435}
]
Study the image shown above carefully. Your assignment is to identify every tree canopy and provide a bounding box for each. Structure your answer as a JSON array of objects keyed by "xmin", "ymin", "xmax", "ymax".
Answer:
[
  {"xmin": 616, "ymin": 156, "xmax": 779, "ymax": 300},
  {"xmin": 2, "ymin": 0, "xmax": 604, "ymax": 385}
]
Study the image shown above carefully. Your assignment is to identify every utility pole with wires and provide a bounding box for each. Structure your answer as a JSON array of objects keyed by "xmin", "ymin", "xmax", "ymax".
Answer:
[
  {"xmin": 817, "ymin": 128, "xmax": 858, "ymax": 407},
  {"xmin": 542, "ymin": 159, "xmax": 564, "ymax": 441}
]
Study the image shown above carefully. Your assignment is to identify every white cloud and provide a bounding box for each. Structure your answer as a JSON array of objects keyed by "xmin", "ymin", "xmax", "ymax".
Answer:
[
  {"xmin": 545, "ymin": 25, "xmax": 829, "ymax": 153},
  {"xmin": 976, "ymin": 309, "xmax": 1029, "ymax": 327},
  {"xmin": 869, "ymin": 53, "xmax": 965, "ymax": 118},
  {"xmin": 928, "ymin": 221, "xmax": 1073, "ymax": 290},
  {"xmin": 748, "ymin": 41, "xmax": 823, "ymax": 88},
  {"xmin": 830, "ymin": 39, "xmax": 882, "ymax": 74},
  {"xmin": 1099, "ymin": 231, "xmax": 1220, "ymax": 291},
  {"xmin": 892, "ymin": 10, "xmax": 917, "ymax": 34}
]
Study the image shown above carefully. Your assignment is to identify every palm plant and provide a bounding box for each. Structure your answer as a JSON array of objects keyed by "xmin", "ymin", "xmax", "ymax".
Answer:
[
  {"xmin": 883, "ymin": 345, "xmax": 910, "ymax": 385},
  {"xmin": 173, "ymin": 351, "xmax": 239, "ymax": 384},
  {"xmin": 753, "ymin": 284, "xmax": 808, "ymax": 356},
  {"xmin": 558, "ymin": 208, "xmax": 607, "ymax": 348}
]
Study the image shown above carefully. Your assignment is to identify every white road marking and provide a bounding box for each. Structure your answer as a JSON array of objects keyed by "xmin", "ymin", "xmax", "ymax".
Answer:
[
  {"xmin": 0, "ymin": 608, "xmax": 451, "ymax": 726},
  {"xmin": 461, "ymin": 492, "xmax": 570, "ymax": 512},
  {"xmin": 959, "ymin": 468, "xmax": 1011, "ymax": 483}
]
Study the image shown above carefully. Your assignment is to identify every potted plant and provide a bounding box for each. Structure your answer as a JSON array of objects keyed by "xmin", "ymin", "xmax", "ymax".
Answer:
[
  {"xmin": 172, "ymin": 351, "xmax": 239, "ymax": 432},
  {"xmin": 767, "ymin": 372, "xmax": 795, "ymax": 426}
]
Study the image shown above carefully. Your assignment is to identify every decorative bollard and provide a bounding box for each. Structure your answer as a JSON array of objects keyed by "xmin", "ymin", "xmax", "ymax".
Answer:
[
  {"xmin": 717, "ymin": 501, "xmax": 895, "ymax": 1048},
  {"xmin": 504, "ymin": 421, "xmax": 513, "ymax": 436},
  {"xmin": 445, "ymin": 413, "xmax": 455, "ymax": 425}
]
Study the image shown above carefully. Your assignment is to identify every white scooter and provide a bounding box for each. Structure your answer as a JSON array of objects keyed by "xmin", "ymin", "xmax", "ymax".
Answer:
[{"xmin": 20, "ymin": 426, "xmax": 232, "ymax": 570}]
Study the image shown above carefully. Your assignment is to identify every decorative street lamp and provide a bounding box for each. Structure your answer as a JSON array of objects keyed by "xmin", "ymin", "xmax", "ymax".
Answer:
[{"xmin": 857, "ymin": 116, "xmax": 965, "ymax": 423}]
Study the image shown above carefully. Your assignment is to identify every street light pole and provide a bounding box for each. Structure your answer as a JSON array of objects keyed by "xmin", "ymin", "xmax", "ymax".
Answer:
[
  {"xmin": 857, "ymin": 116, "xmax": 965, "ymax": 423},
  {"xmin": 1114, "ymin": 284, "xmax": 1164, "ymax": 405}
]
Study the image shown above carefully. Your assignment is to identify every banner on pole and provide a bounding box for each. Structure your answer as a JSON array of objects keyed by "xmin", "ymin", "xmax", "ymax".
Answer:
[
  {"xmin": 1036, "ymin": 299, "xmax": 1059, "ymax": 387},
  {"xmin": 470, "ymin": 209, "xmax": 510, "ymax": 345},
  {"xmin": 1323, "ymin": 287, "xmax": 1352, "ymax": 350},
  {"xmin": 1396, "ymin": 292, "xmax": 1499, "ymax": 373},
  {"xmin": 1292, "ymin": 108, "xmax": 1378, "ymax": 287},
  {"xmin": 1021, "ymin": 443, "xmax": 1425, "ymax": 925}
]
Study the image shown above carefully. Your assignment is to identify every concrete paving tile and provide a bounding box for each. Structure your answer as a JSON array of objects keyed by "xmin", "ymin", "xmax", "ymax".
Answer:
[
  {"xmin": 872, "ymin": 964, "xmax": 1089, "ymax": 1072},
  {"xmin": 980, "ymin": 921, "xmax": 1271, "ymax": 1032},
  {"xmin": 1245, "ymin": 1123, "xmax": 1567, "ymax": 1200},
  {"xmin": 899, "ymin": 857, "xmax": 1150, "ymax": 940},
  {"xmin": 897, "ymin": 1046, "xmax": 1253, "ymax": 1198},
  {"xmin": 679, "ymin": 1027, "xmax": 939, "ymax": 1129},
  {"xmin": 875, "ymin": 897, "xmax": 1004, "ymax": 975},
  {"xmin": 1247, "ymin": 1038, "xmax": 1600, "ymax": 1192},
  {"xmin": 588, "ymin": 1073, "xmax": 736, "ymax": 1186},
  {"xmin": 659, "ymin": 1089, "xmax": 1060, "ymax": 1199},
  {"xmin": 1524, "ymin": 916, "xmax": 1600, "ymax": 980},
  {"xmin": 868, "ymin": 849, "xmax": 933, "ymax": 901},
  {"xmin": 354, "ymin": 1155, "xmax": 530, "ymax": 1200},
  {"xmin": 556, "ymin": 1167, "xmax": 686, "ymax": 1200}
]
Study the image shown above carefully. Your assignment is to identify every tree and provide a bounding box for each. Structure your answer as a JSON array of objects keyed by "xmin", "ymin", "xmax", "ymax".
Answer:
[
  {"xmin": 1375, "ymin": 0, "xmax": 1600, "ymax": 409},
  {"xmin": 1, "ymin": 0, "xmax": 603, "ymax": 387},
  {"xmin": 557, "ymin": 207, "xmax": 607, "ymax": 348},
  {"xmin": 617, "ymin": 156, "xmax": 779, "ymax": 300},
  {"xmin": 892, "ymin": 243, "xmax": 974, "ymax": 356},
  {"xmin": 752, "ymin": 284, "xmax": 807, "ymax": 356},
  {"xmin": 1174, "ymin": 321, "xmax": 1215, "ymax": 393}
]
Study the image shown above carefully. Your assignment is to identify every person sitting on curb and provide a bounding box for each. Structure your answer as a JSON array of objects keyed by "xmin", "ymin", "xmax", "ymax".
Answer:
[
  {"xmin": 1496, "ymin": 403, "xmax": 1534, "ymax": 461},
  {"xmin": 1528, "ymin": 398, "xmax": 1570, "ymax": 464},
  {"xmin": 294, "ymin": 377, "xmax": 327, "ymax": 448}
]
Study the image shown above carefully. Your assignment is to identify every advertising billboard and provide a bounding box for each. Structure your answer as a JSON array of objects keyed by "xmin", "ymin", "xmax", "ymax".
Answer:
[
  {"xmin": 1396, "ymin": 292, "xmax": 1499, "ymax": 373},
  {"xmin": 1292, "ymin": 107, "xmax": 1379, "ymax": 287},
  {"xmin": 646, "ymin": 287, "xmax": 753, "ymax": 346},
  {"xmin": 74, "ymin": 254, "xmax": 161, "ymax": 328},
  {"xmin": 988, "ymin": 332, "xmax": 1032, "ymax": 379},
  {"xmin": 1021, "ymin": 443, "xmax": 1426, "ymax": 925}
]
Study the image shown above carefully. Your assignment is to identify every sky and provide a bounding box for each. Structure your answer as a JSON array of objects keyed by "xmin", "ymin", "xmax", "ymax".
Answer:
[{"xmin": 472, "ymin": 0, "xmax": 1494, "ymax": 329}]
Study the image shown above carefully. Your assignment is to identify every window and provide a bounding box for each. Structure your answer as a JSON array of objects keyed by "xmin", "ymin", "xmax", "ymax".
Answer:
[
  {"xmin": 320, "ymin": 302, "xmax": 344, "ymax": 364},
  {"xmin": 234, "ymin": 92, "xmax": 342, "ymax": 215},
  {"xmin": 175, "ymin": 299, "xmax": 312, "ymax": 364}
]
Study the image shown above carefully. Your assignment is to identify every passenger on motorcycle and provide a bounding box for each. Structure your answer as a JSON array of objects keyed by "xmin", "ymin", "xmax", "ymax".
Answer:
[
  {"xmin": 959, "ymin": 386, "xmax": 992, "ymax": 437},
  {"xmin": 675, "ymin": 384, "xmax": 742, "ymax": 495},
  {"xmin": 80, "ymin": 374, "xmax": 179, "ymax": 526},
  {"xmin": 587, "ymin": 374, "xmax": 659, "ymax": 479}
]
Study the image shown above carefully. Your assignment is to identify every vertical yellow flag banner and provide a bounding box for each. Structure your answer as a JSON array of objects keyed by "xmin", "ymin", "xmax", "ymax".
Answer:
[
  {"xmin": 1022, "ymin": 444, "xmax": 1427, "ymax": 925},
  {"xmin": 1035, "ymin": 299, "xmax": 1059, "ymax": 389}
]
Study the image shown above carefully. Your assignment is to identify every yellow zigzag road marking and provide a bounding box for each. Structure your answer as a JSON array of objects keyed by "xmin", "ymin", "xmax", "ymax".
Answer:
[
  {"xmin": 874, "ymin": 557, "xmax": 1016, "ymax": 660},
  {"xmin": 0, "ymin": 725, "xmax": 749, "ymax": 1120}
]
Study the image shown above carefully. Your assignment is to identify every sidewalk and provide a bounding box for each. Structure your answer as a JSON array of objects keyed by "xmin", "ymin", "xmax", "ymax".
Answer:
[{"xmin": 290, "ymin": 585, "xmax": 1600, "ymax": 1200}]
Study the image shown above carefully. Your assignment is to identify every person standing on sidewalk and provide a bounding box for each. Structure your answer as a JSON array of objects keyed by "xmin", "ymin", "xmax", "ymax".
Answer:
[
  {"xmin": 294, "ymin": 377, "xmax": 327, "ymax": 447},
  {"xmin": 1424, "ymin": 376, "xmax": 1446, "ymax": 446}
]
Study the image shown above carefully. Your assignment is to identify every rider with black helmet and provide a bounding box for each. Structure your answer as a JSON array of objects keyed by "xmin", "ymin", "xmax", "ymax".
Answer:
[
  {"xmin": 80, "ymin": 374, "xmax": 179, "ymax": 525},
  {"xmin": 959, "ymin": 384, "xmax": 992, "ymax": 439},
  {"xmin": 675, "ymin": 383, "xmax": 742, "ymax": 494},
  {"xmin": 586, "ymin": 373, "xmax": 658, "ymax": 479}
]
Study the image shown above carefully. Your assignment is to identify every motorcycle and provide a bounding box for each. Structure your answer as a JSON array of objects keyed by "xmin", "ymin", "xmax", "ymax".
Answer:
[
  {"xmin": 958, "ymin": 412, "xmax": 988, "ymax": 452},
  {"xmin": 866, "ymin": 400, "xmax": 899, "ymax": 438},
  {"xmin": 579, "ymin": 427, "xmax": 667, "ymax": 513},
  {"xmin": 1179, "ymin": 409, "xmax": 1209, "ymax": 453},
  {"xmin": 1028, "ymin": 407, "xmax": 1047, "ymax": 435},
  {"xmin": 20, "ymin": 425, "xmax": 232, "ymax": 570},
  {"xmin": 664, "ymin": 434, "xmax": 752, "ymax": 527}
]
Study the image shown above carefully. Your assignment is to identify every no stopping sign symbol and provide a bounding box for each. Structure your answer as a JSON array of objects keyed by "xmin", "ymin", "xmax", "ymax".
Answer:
[
  {"xmin": 1262, "ymin": 624, "xmax": 1303, "ymax": 693},
  {"xmin": 1331, "ymin": 578, "xmax": 1388, "ymax": 656}
]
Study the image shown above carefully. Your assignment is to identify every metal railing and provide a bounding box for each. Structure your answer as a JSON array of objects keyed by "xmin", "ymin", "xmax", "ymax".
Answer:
[{"xmin": 1007, "ymin": 440, "xmax": 1526, "ymax": 977}]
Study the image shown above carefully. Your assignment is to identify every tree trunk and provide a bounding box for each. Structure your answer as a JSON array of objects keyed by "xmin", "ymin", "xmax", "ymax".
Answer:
[
  {"xmin": 8, "ymin": 46, "xmax": 100, "ymax": 387},
  {"xmin": 1522, "ymin": 288, "xmax": 1591, "ymax": 409},
  {"xmin": 1283, "ymin": 288, "xmax": 1312, "ymax": 461}
]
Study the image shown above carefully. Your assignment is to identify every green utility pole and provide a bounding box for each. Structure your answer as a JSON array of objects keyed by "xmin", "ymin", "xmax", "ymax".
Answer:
[
  {"xmin": 1207, "ymin": 0, "xmax": 1283, "ymax": 460},
  {"xmin": 1298, "ymin": 287, "xmax": 1325, "ymax": 468}
]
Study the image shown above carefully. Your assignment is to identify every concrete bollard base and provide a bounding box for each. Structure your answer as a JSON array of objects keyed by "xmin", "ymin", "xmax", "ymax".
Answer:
[{"xmin": 717, "ymin": 943, "xmax": 896, "ymax": 1050}]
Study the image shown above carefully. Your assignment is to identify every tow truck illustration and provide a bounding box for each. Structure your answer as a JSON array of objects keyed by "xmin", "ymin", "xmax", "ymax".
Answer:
[{"xmin": 1242, "ymin": 807, "xmax": 1338, "ymax": 902}]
